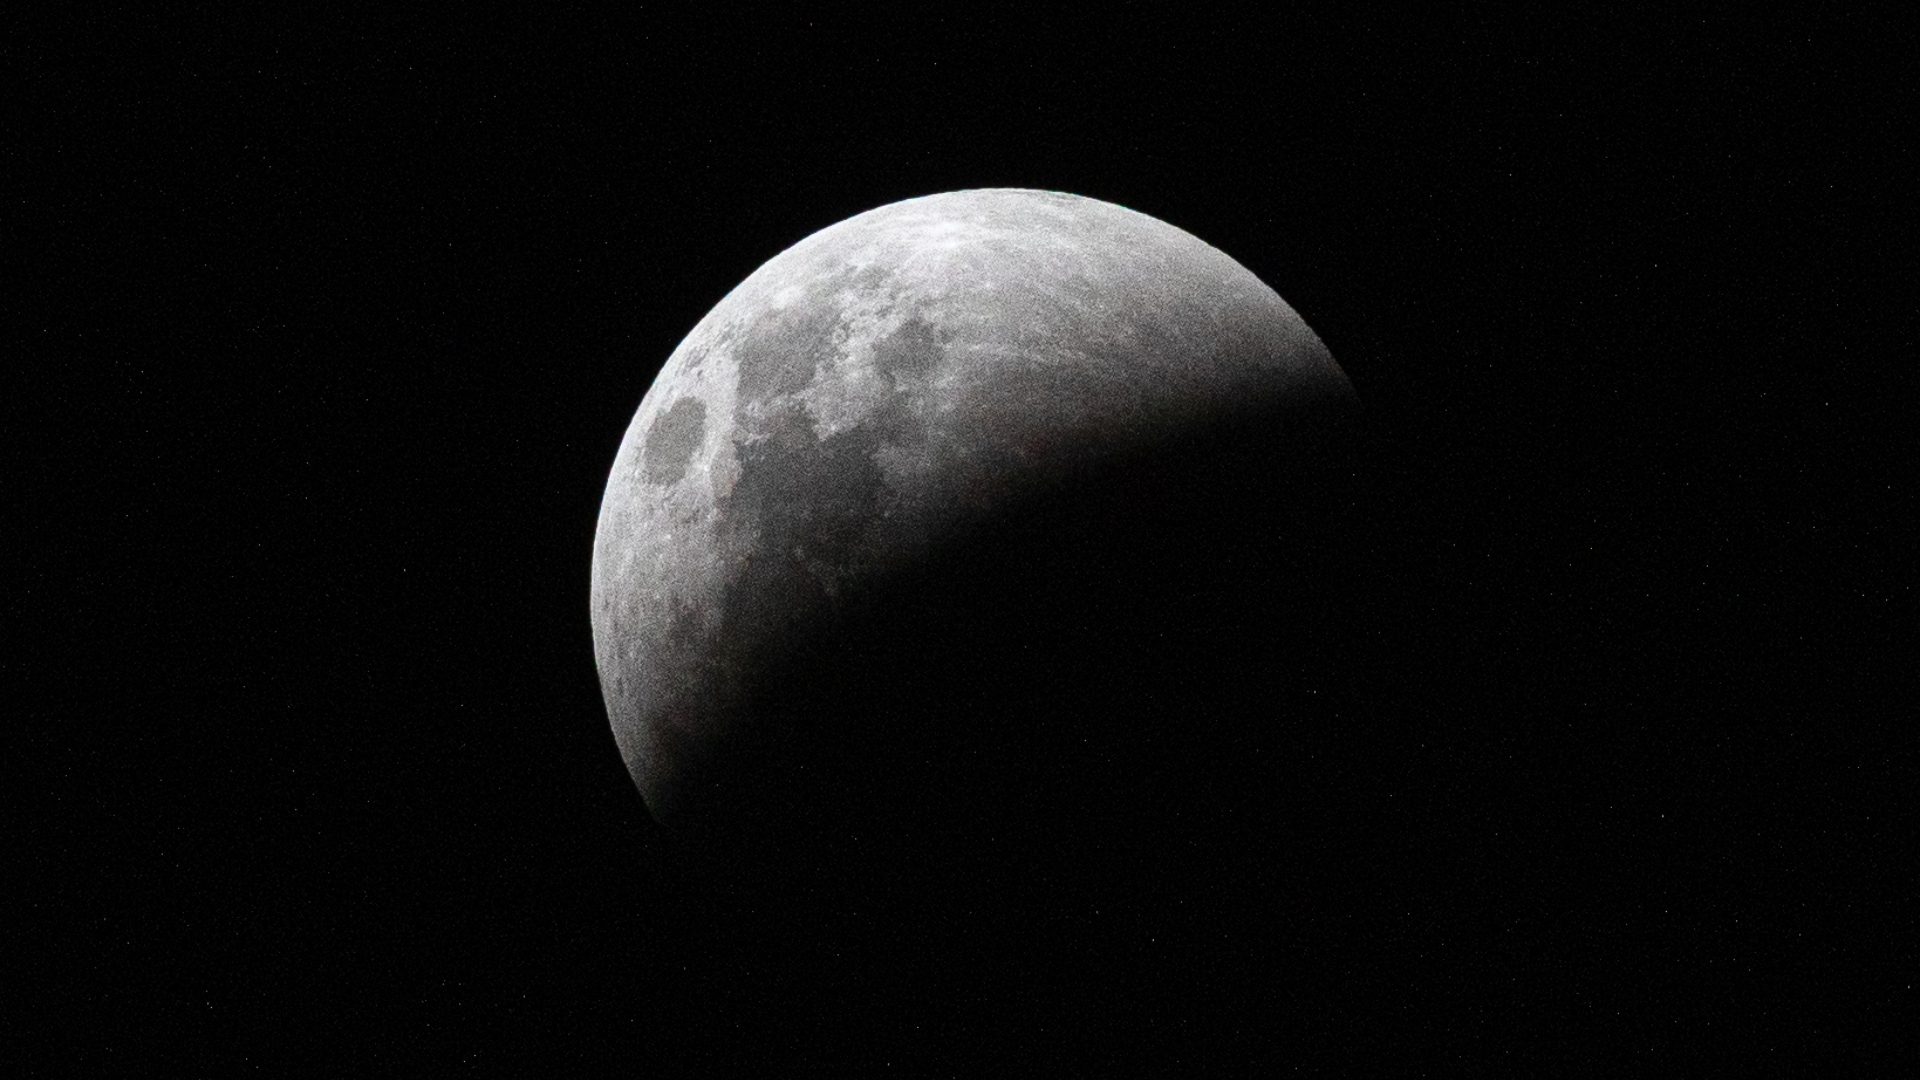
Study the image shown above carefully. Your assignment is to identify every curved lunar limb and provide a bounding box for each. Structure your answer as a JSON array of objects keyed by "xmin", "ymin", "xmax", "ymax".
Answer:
[{"xmin": 591, "ymin": 188, "xmax": 1356, "ymax": 826}]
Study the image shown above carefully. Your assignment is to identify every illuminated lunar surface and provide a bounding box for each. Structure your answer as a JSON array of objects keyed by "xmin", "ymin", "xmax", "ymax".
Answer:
[{"xmin": 591, "ymin": 188, "xmax": 1355, "ymax": 824}]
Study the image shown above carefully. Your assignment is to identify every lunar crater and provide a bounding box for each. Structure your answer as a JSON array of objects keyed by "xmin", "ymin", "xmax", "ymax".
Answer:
[{"xmin": 641, "ymin": 397, "xmax": 707, "ymax": 485}]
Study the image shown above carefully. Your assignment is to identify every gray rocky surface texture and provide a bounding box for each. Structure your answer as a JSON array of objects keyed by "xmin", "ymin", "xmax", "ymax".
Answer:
[{"xmin": 591, "ymin": 188, "xmax": 1354, "ymax": 821}]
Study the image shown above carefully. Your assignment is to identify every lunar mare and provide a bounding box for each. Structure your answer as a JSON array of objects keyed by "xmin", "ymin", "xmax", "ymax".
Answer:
[{"xmin": 592, "ymin": 188, "xmax": 1355, "ymax": 823}]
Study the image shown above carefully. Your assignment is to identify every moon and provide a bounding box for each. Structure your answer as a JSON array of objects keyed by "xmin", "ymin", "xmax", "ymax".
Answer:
[{"xmin": 592, "ymin": 188, "xmax": 1356, "ymax": 828}]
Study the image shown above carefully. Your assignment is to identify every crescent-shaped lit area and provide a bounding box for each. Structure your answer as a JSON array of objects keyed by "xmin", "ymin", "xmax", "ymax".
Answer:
[{"xmin": 593, "ymin": 189, "xmax": 1357, "ymax": 836}]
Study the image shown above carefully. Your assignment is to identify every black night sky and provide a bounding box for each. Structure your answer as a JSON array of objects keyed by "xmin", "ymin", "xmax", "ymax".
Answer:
[{"xmin": 22, "ymin": 10, "xmax": 1904, "ymax": 1072}]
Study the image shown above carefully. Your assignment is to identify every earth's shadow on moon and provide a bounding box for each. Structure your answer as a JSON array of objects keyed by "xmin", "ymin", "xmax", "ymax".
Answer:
[{"xmin": 648, "ymin": 405, "xmax": 1520, "ymax": 1060}]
